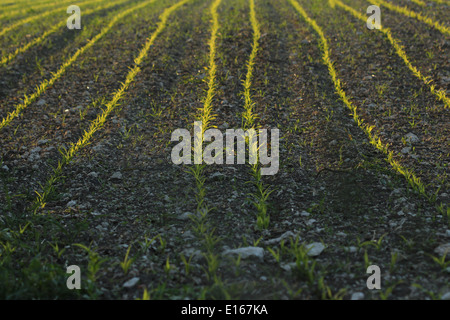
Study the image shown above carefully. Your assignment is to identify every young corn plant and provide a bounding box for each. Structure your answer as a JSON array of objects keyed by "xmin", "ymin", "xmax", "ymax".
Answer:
[
  {"xmin": 0, "ymin": 241, "xmax": 16, "ymax": 255},
  {"xmin": 0, "ymin": 0, "xmax": 98, "ymax": 38},
  {"xmin": 187, "ymin": 164, "xmax": 207, "ymax": 212},
  {"xmin": 30, "ymin": 0, "xmax": 189, "ymax": 212},
  {"xmin": 241, "ymin": 0, "xmax": 261, "ymax": 130},
  {"xmin": 412, "ymin": 284, "xmax": 441, "ymax": 300},
  {"xmin": 136, "ymin": 288, "xmax": 151, "ymax": 300},
  {"xmin": 248, "ymin": 163, "xmax": 273, "ymax": 230},
  {"xmin": 185, "ymin": 0, "xmax": 223, "ymax": 295},
  {"xmin": 428, "ymin": 253, "xmax": 450, "ymax": 270},
  {"xmin": 164, "ymin": 256, "xmax": 171, "ymax": 275},
  {"xmin": 290, "ymin": 0, "xmax": 433, "ymax": 206},
  {"xmin": 0, "ymin": 0, "xmax": 129, "ymax": 68},
  {"xmin": 373, "ymin": 233, "xmax": 387, "ymax": 251},
  {"xmin": 202, "ymin": 252, "xmax": 220, "ymax": 283},
  {"xmin": 399, "ymin": 235, "xmax": 415, "ymax": 252},
  {"xmin": 379, "ymin": 281, "xmax": 403, "ymax": 300},
  {"xmin": 390, "ymin": 251, "xmax": 399, "ymax": 274},
  {"xmin": 267, "ymin": 247, "xmax": 281, "ymax": 263},
  {"xmin": 363, "ymin": 250, "xmax": 371, "ymax": 270},
  {"xmin": 180, "ymin": 253, "xmax": 194, "ymax": 276},
  {"xmin": 435, "ymin": 203, "xmax": 450, "ymax": 226},
  {"xmin": 331, "ymin": 0, "xmax": 449, "ymax": 110},
  {"xmin": 120, "ymin": 245, "xmax": 135, "ymax": 275},
  {"xmin": 317, "ymin": 276, "xmax": 347, "ymax": 300},
  {"xmin": 48, "ymin": 241, "xmax": 66, "ymax": 259},
  {"xmin": 290, "ymin": 237, "xmax": 317, "ymax": 286},
  {"xmin": 372, "ymin": 0, "xmax": 450, "ymax": 36},
  {"xmin": 238, "ymin": 0, "xmax": 274, "ymax": 231},
  {"xmin": 233, "ymin": 254, "xmax": 242, "ymax": 277},
  {"xmin": 74, "ymin": 243, "xmax": 108, "ymax": 286},
  {"xmin": 0, "ymin": 0, "xmax": 155, "ymax": 132}
]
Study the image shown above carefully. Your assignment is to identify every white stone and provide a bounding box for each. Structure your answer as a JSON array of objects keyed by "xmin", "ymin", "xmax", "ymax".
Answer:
[
  {"xmin": 88, "ymin": 172, "xmax": 99, "ymax": 178},
  {"xmin": 110, "ymin": 172, "xmax": 123, "ymax": 181},
  {"xmin": 67, "ymin": 200, "xmax": 77, "ymax": 208},
  {"xmin": 178, "ymin": 212, "xmax": 194, "ymax": 220},
  {"xmin": 223, "ymin": 247, "xmax": 264, "ymax": 261},
  {"xmin": 123, "ymin": 277, "xmax": 139, "ymax": 288},
  {"xmin": 181, "ymin": 248, "xmax": 202, "ymax": 261},
  {"xmin": 305, "ymin": 242, "xmax": 325, "ymax": 257},
  {"xmin": 280, "ymin": 262, "xmax": 296, "ymax": 272},
  {"xmin": 401, "ymin": 147, "xmax": 411, "ymax": 154},
  {"xmin": 181, "ymin": 230, "xmax": 195, "ymax": 239},
  {"xmin": 351, "ymin": 292, "xmax": 365, "ymax": 300},
  {"xmin": 441, "ymin": 292, "xmax": 450, "ymax": 300},
  {"xmin": 434, "ymin": 243, "xmax": 450, "ymax": 257},
  {"xmin": 344, "ymin": 246, "xmax": 358, "ymax": 253},
  {"xmin": 37, "ymin": 139, "xmax": 49, "ymax": 145},
  {"xmin": 92, "ymin": 145, "xmax": 104, "ymax": 153},
  {"xmin": 404, "ymin": 132, "xmax": 420, "ymax": 144},
  {"xmin": 265, "ymin": 231, "xmax": 298, "ymax": 245},
  {"xmin": 300, "ymin": 211, "xmax": 310, "ymax": 217}
]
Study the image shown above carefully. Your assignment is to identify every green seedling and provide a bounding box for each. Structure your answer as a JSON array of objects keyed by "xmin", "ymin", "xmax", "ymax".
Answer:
[
  {"xmin": 180, "ymin": 253, "xmax": 194, "ymax": 276},
  {"xmin": 74, "ymin": 243, "xmax": 107, "ymax": 282},
  {"xmin": 267, "ymin": 247, "xmax": 281, "ymax": 263},
  {"xmin": 120, "ymin": 245, "xmax": 135, "ymax": 275},
  {"xmin": 428, "ymin": 253, "xmax": 450, "ymax": 270},
  {"xmin": 48, "ymin": 241, "xmax": 66, "ymax": 259}
]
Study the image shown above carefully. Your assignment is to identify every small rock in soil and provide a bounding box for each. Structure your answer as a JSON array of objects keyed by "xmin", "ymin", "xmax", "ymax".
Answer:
[
  {"xmin": 280, "ymin": 262, "xmax": 296, "ymax": 272},
  {"xmin": 88, "ymin": 172, "xmax": 99, "ymax": 178},
  {"xmin": 178, "ymin": 212, "xmax": 194, "ymax": 220},
  {"xmin": 265, "ymin": 231, "xmax": 298, "ymax": 245},
  {"xmin": 67, "ymin": 200, "xmax": 77, "ymax": 208},
  {"xmin": 351, "ymin": 292, "xmax": 365, "ymax": 300},
  {"xmin": 223, "ymin": 247, "xmax": 264, "ymax": 261},
  {"xmin": 123, "ymin": 277, "xmax": 139, "ymax": 288},
  {"xmin": 181, "ymin": 248, "xmax": 202, "ymax": 261},
  {"xmin": 306, "ymin": 242, "xmax": 325, "ymax": 257},
  {"xmin": 401, "ymin": 147, "xmax": 411, "ymax": 154},
  {"xmin": 110, "ymin": 172, "xmax": 123, "ymax": 181},
  {"xmin": 404, "ymin": 132, "xmax": 420, "ymax": 144},
  {"xmin": 37, "ymin": 139, "xmax": 49, "ymax": 145},
  {"xmin": 434, "ymin": 243, "xmax": 450, "ymax": 257},
  {"xmin": 441, "ymin": 292, "xmax": 450, "ymax": 300},
  {"xmin": 300, "ymin": 211, "xmax": 310, "ymax": 217}
]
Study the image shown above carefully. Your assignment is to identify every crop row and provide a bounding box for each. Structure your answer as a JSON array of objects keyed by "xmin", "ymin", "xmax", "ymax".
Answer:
[{"xmin": 1, "ymin": 0, "xmax": 447, "ymax": 222}]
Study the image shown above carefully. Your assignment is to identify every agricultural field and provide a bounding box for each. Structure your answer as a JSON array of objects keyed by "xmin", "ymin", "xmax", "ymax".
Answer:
[{"xmin": 0, "ymin": 0, "xmax": 449, "ymax": 301}]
